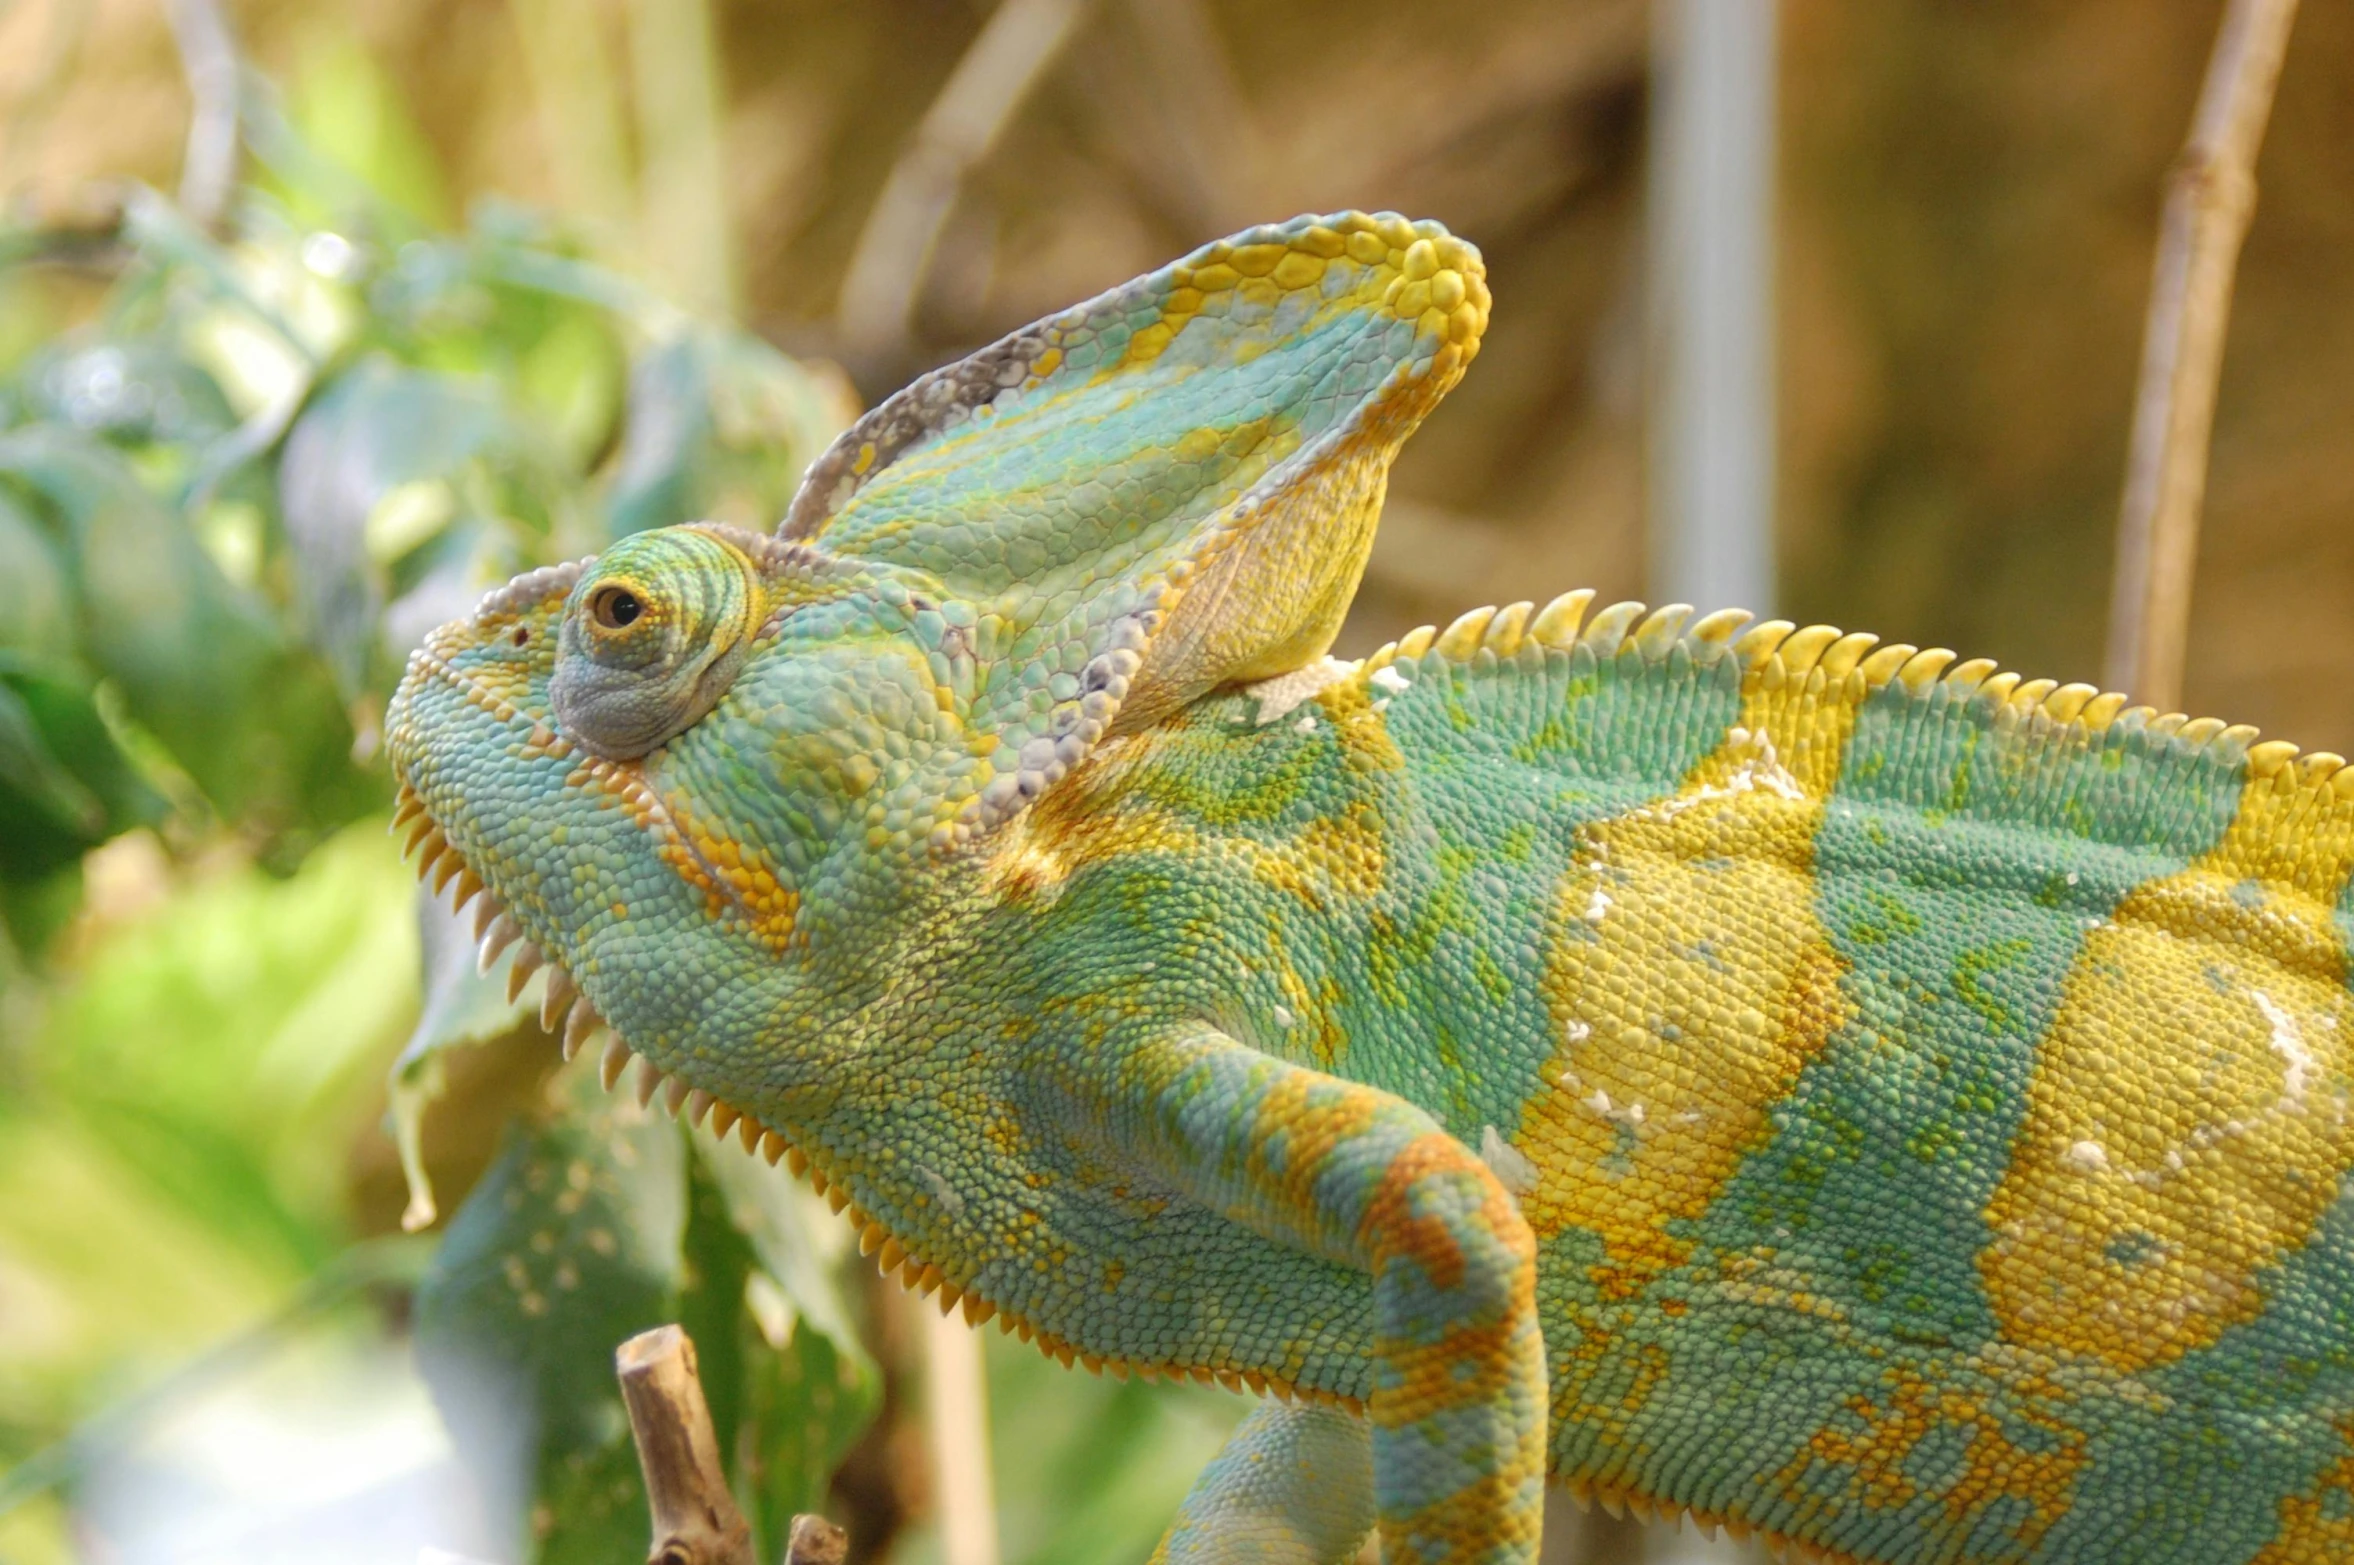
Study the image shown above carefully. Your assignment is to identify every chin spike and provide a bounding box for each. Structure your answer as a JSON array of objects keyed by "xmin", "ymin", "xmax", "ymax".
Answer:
[
  {"xmin": 599, "ymin": 1035, "xmax": 631, "ymax": 1091},
  {"xmin": 826, "ymin": 1186, "xmax": 850, "ymax": 1214},
  {"xmin": 760, "ymin": 1130, "xmax": 789, "ymax": 1166},
  {"xmin": 662, "ymin": 1077, "xmax": 691, "ymax": 1118},
  {"xmin": 503, "ymin": 944, "xmax": 542, "ymax": 1004},
  {"xmin": 538, "ymin": 968, "xmax": 577, "ymax": 1031},
  {"xmin": 634, "ymin": 1058, "xmax": 663, "ymax": 1109},
  {"xmin": 877, "ymin": 1238, "xmax": 906, "ymax": 1272},
  {"xmin": 477, "ymin": 914, "xmax": 520, "ymax": 974},
  {"xmin": 962, "ymin": 1294, "xmax": 994, "ymax": 1326},
  {"xmin": 708, "ymin": 1100, "xmax": 739, "ymax": 1139},
  {"xmin": 562, "ymin": 998, "xmax": 599, "ymax": 1061},
  {"xmin": 785, "ymin": 1146, "xmax": 809, "ymax": 1177}
]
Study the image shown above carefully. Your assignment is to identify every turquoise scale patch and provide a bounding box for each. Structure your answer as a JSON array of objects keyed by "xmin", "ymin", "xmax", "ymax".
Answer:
[{"xmin": 1361, "ymin": 643, "xmax": 1744, "ymax": 1144}]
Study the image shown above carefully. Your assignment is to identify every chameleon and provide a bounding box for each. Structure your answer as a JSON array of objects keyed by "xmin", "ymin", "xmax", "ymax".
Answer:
[{"xmin": 386, "ymin": 211, "xmax": 2354, "ymax": 1564}]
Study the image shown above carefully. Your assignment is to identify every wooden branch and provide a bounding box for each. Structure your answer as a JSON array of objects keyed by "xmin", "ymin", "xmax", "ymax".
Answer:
[
  {"xmin": 784, "ymin": 1515, "xmax": 849, "ymax": 1565},
  {"xmin": 835, "ymin": 0, "xmax": 1095, "ymax": 369},
  {"xmin": 2102, "ymin": 0, "xmax": 2299, "ymax": 709},
  {"xmin": 617, "ymin": 1325, "xmax": 755, "ymax": 1565}
]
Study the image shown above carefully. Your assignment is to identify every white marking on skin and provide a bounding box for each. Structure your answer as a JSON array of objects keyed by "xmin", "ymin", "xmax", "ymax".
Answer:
[
  {"xmin": 1480, "ymin": 1125, "xmax": 1538, "ymax": 1195},
  {"xmin": 921, "ymin": 1165, "xmax": 965, "ymax": 1218},
  {"xmin": 1579, "ymin": 1088, "xmax": 1647, "ymax": 1128},
  {"xmin": 2254, "ymin": 990, "xmax": 2315, "ymax": 1102},
  {"xmin": 1369, "ymin": 664, "xmax": 1412, "ymax": 694},
  {"xmin": 1583, "ymin": 889, "xmax": 1612, "ymax": 924},
  {"xmin": 2064, "ymin": 1140, "xmax": 2110, "ymax": 1173},
  {"xmin": 1564, "ymin": 1019, "xmax": 1591, "ymax": 1044},
  {"xmin": 1272, "ymin": 1006, "xmax": 1295, "ymax": 1028},
  {"xmin": 1294, "ymin": 713, "xmax": 1316, "ymax": 733},
  {"xmin": 1246, "ymin": 656, "xmax": 1356, "ymax": 724}
]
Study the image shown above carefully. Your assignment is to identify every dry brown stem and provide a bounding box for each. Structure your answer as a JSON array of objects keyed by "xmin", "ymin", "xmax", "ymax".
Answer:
[
  {"xmin": 835, "ymin": 0, "xmax": 1095, "ymax": 370},
  {"xmin": 616, "ymin": 1325, "xmax": 755, "ymax": 1565},
  {"xmin": 161, "ymin": 0, "xmax": 240, "ymax": 232},
  {"xmin": 784, "ymin": 1514, "xmax": 850, "ymax": 1565},
  {"xmin": 2103, "ymin": 0, "xmax": 2300, "ymax": 709}
]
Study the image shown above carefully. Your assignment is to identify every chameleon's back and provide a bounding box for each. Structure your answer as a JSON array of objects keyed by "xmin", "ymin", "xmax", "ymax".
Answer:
[{"xmin": 1003, "ymin": 598, "xmax": 2354, "ymax": 1562}]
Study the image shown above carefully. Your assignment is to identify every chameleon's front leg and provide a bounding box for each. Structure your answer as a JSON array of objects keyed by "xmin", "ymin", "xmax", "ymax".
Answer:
[
  {"xmin": 1151, "ymin": 1402, "xmax": 1374, "ymax": 1565},
  {"xmin": 1083, "ymin": 1025, "xmax": 1547, "ymax": 1565}
]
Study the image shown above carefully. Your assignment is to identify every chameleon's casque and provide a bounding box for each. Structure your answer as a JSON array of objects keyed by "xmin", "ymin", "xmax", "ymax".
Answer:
[{"xmin": 389, "ymin": 213, "xmax": 2354, "ymax": 1565}]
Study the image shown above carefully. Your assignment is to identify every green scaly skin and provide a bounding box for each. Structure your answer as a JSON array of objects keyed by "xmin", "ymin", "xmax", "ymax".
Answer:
[{"xmin": 389, "ymin": 213, "xmax": 2354, "ymax": 1564}]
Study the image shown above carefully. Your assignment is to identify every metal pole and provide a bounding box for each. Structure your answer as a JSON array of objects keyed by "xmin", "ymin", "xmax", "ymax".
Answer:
[{"xmin": 1648, "ymin": 0, "xmax": 1779, "ymax": 617}]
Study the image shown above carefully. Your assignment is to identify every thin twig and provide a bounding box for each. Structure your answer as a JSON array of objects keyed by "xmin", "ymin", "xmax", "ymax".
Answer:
[
  {"xmin": 921, "ymin": 1304, "xmax": 998, "ymax": 1565},
  {"xmin": 2102, "ymin": 0, "xmax": 2299, "ymax": 709},
  {"xmin": 835, "ymin": 0, "xmax": 1095, "ymax": 370},
  {"xmin": 616, "ymin": 1325, "xmax": 755, "ymax": 1565},
  {"xmin": 161, "ymin": 0, "xmax": 242, "ymax": 233}
]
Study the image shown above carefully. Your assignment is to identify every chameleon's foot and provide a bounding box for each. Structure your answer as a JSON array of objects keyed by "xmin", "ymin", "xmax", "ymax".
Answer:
[{"xmin": 1150, "ymin": 1401, "xmax": 1375, "ymax": 1565}]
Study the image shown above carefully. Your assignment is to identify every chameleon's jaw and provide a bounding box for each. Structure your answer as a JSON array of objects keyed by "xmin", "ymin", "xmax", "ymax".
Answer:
[{"xmin": 385, "ymin": 562, "xmax": 808, "ymax": 1160}]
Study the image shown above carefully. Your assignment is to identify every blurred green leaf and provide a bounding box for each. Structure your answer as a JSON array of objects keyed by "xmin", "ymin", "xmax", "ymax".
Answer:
[
  {"xmin": 278, "ymin": 357, "xmax": 538, "ymax": 698},
  {"xmin": 414, "ymin": 1063, "xmax": 684, "ymax": 1563},
  {"xmin": 0, "ymin": 491, "xmax": 78, "ymax": 660},
  {"xmin": 606, "ymin": 328, "xmax": 848, "ymax": 541},
  {"xmin": 0, "ymin": 425, "xmax": 280, "ymax": 810},
  {"xmin": 385, "ymin": 889, "xmax": 539, "ymax": 1234},
  {"xmin": 415, "ymin": 1060, "xmax": 883, "ymax": 1563},
  {"xmin": 284, "ymin": 35, "xmax": 455, "ymax": 232},
  {"xmin": 693, "ymin": 1133, "xmax": 879, "ymax": 1532}
]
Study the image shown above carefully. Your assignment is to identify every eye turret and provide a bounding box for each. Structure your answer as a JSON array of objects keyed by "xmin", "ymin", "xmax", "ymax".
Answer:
[{"xmin": 549, "ymin": 530, "xmax": 766, "ymax": 760}]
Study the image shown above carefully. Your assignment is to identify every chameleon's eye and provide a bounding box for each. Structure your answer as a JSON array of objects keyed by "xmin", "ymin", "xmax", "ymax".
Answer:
[{"xmin": 591, "ymin": 584, "xmax": 646, "ymax": 630}]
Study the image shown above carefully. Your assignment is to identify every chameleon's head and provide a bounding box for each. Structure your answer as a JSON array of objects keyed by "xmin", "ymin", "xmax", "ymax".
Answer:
[{"xmin": 386, "ymin": 211, "xmax": 1487, "ymax": 1135}]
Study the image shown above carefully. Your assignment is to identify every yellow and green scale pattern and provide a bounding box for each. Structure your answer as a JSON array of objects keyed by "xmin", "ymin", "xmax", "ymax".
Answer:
[{"xmin": 388, "ymin": 212, "xmax": 2354, "ymax": 1564}]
